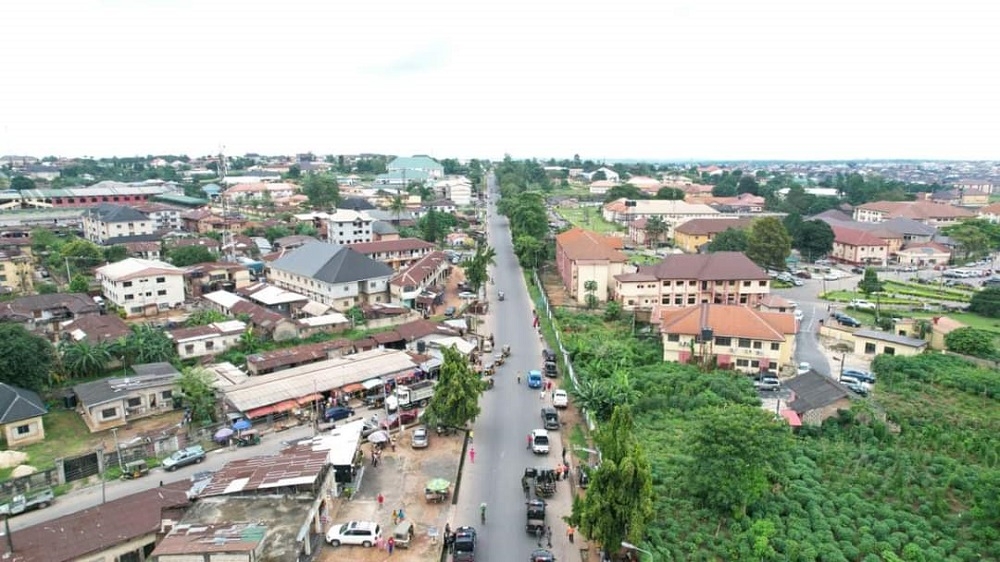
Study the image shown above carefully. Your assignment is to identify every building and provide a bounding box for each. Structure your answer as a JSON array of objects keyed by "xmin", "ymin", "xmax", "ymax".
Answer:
[
  {"xmin": 239, "ymin": 283, "xmax": 309, "ymax": 315},
  {"xmin": 954, "ymin": 179, "xmax": 995, "ymax": 194},
  {"xmin": 853, "ymin": 200, "xmax": 974, "ymax": 226},
  {"xmin": 390, "ymin": 250, "xmax": 451, "ymax": 308},
  {"xmin": 184, "ymin": 262, "xmax": 252, "ymax": 298},
  {"xmin": 134, "ymin": 201, "xmax": 185, "ymax": 231},
  {"xmin": 245, "ymin": 339, "xmax": 354, "ymax": 376},
  {"xmin": 18, "ymin": 182, "xmax": 171, "ymax": 209},
  {"xmin": 672, "ymin": 217, "xmax": 755, "ymax": 253},
  {"xmin": 326, "ymin": 209, "xmax": 374, "ymax": 245},
  {"xmin": 830, "ymin": 226, "xmax": 893, "ymax": 265},
  {"xmin": 72, "ymin": 363, "xmax": 181, "ymax": 432},
  {"xmin": 82, "ymin": 203, "xmax": 155, "ymax": 245},
  {"xmin": 201, "ymin": 290, "xmax": 301, "ymax": 342},
  {"xmin": 168, "ymin": 320, "xmax": 247, "ymax": 359},
  {"xmin": 783, "ymin": 370, "xmax": 853, "ymax": 426},
  {"xmin": 387, "ymin": 155, "xmax": 445, "ymax": 179},
  {"xmin": 267, "ymin": 241, "xmax": 394, "ymax": 311},
  {"xmin": 555, "ymin": 228, "xmax": 628, "ymax": 304},
  {"xmin": 96, "ymin": 258, "xmax": 186, "ymax": 317},
  {"xmin": 0, "ymin": 383, "xmax": 48, "ymax": 447},
  {"xmin": 60, "ymin": 313, "xmax": 131, "ymax": 343},
  {"xmin": 586, "ymin": 166, "xmax": 620, "ymax": 183},
  {"xmin": 0, "ymin": 293, "xmax": 100, "ymax": 338},
  {"xmin": 8, "ymin": 485, "xmax": 191, "ymax": 562},
  {"xmin": 434, "ymin": 178, "xmax": 473, "ymax": 205},
  {"xmin": 656, "ymin": 303, "xmax": 797, "ymax": 373},
  {"xmin": 347, "ymin": 238, "xmax": 436, "ymax": 271},
  {"xmin": 222, "ymin": 182, "xmax": 298, "ymax": 201},
  {"xmin": 895, "ymin": 242, "xmax": 952, "ymax": 267},
  {"xmin": 853, "ymin": 329, "xmax": 928, "ymax": 357},
  {"xmin": 977, "ymin": 202, "xmax": 1000, "ymax": 224},
  {"xmin": 0, "ymin": 247, "xmax": 34, "ymax": 293},
  {"xmin": 929, "ymin": 188, "xmax": 990, "ymax": 207},
  {"xmin": 614, "ymin": 252, "xmax": 770, "ymax": 310},
  {"xmin": 602, "ymin": 198, "xmax": 720, "ymax": 227}
]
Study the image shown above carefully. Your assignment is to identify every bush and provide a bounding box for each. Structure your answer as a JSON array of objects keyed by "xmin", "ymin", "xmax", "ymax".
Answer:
[
  {"xmin": 969, "ymin": 287, "xmax": 1000, "ymax": 318},
  {"xmin": 944, "ymin": 327, "xmax": 997, "ymax": 360}
]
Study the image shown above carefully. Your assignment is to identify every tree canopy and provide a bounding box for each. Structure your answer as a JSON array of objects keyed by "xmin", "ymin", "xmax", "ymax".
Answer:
[
  {"xmin": 167, "ymin": 245, "xmax": 216, "ymax": 267},
  {"xmin": 178, "ymin": 367, "xmax": 216, "ymax": 425},
  {"xmin": 970, "ymin": 287, "xmax": 1000, "ymax": 318},
  {"xmin": 461, "ymin": 245, "xmax": 496, "ymax": 292},
  {"xmin": 0, "ymin": 323, "xmax": 56, "ymax": 391},
  {"xmin": 423, "ymin": 345, "xmax": 483, "ymax": 430},
  {"xmin": 706, "ymin": 227, "xmax": 749, "ymax": 253},
  {"xmin": 944, "ymin": 327, "xmax": 997, "ymax": 360},
  {"xmin": 746, "ymin": 217, "xmax": 792, "ymax": 271},
  {"xmin": 784, "ymin": 215, "xmax": 835, "ymax": 261},
  {"xmin": 301, "ymin": 173, "xmax": 341, "ymax": 209}
]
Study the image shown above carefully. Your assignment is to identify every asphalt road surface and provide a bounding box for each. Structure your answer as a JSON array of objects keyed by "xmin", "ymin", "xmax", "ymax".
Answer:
[
  {"xmin": 452, "ymin": 177, "xmax": 568, "ymax": 560},
  {"xmin": 777, "ymin": 279, "xmax": 833, "ymax": 376}
]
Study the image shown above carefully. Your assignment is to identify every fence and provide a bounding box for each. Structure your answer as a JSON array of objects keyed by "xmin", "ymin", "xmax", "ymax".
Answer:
[{"xmin": 0, "ymin": 467, "xmax": 60, "ymax": 502}]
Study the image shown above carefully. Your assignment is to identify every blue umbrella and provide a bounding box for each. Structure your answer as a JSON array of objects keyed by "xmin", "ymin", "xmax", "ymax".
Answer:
[{"xmin": 232, "ymin": 419, "xmax": 252, "ymax": 431}]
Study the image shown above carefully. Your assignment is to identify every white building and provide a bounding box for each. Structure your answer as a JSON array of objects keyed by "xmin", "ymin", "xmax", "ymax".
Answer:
[
  {"xmin": 82, "ymin": 204, "xmax": 155, "ymax": 245},
  {"xmin": 168, "ymin": 320, "xmax": 247, "ymax": 359},
  {"xmin": 326, "ymin": 209, "xmax": 374, "ymax": 245},
  {"xmin": 95, "ymin": 258, "xmax": 185, "ymax": 317},
  {"xmin": 135, "ymin": 202, "xmax": 185, "ymax": 231},
  {"xmin": 266, "ymin": 241, "xmax": 395, "ymax": 311},
  {"xmin": 601, "ymin": 198, "xmax": 720, "ymax": 228},
  {"xmin": 434, "ymin": 177, "xmax": 473, "ymax": 206}
]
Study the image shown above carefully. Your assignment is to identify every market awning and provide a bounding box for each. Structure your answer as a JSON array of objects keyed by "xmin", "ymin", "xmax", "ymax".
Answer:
[
  {"xmin": 341, "ymin": 383, "xmax": 365, "ymax": 394},
  {"xmin": 274, "ymin": 400, "xmax": 299, "ymax": 413},
  {"xmin": 297, "ymin": 393, "xmax": 323, "ymax": 405},
  {"xmin": 362, "ymin": 378, "xmax": 383, "ymax": 391},
  {"xmin": 780, "ymin": 409, "xmax": 803, "ymax": 427},
  {"xmin": 246, "ymin": 405, "xmax": 276, "ymax": 419}
]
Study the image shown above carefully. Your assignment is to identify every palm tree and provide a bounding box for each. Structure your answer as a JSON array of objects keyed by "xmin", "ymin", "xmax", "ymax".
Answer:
[
  {"xmin": 389, "ymin": 194, "xmax": 406, "ymax": 225},
  {"xmin": 117, "ymin": 324, "xmax": 176, "ymax": 366},
  {"xmin": 643, "ymin": 216, "xmax": 668, "ymax": 248},
  {"xmin": 60, "ymin": 340, "xmax": 112, "ymax": 378}
]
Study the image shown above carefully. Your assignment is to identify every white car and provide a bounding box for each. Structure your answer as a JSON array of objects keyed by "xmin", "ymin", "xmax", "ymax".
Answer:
[
  {"xmin": 797, "ymin": 362, "xmax": 812, "ymax": 375},
  {"xmin": 849, "ymin": 299, "xmax": 876, "ymax": 310},
  {"xmin": 794, "ymin": 309, "xmax": 804, "ymax": 321},
  {"xmin": 531, "ymin": 429, "xmax": 550, "ymax": 454},
  {"xmin": 823, "ymin": 272, "xmax": 840, "ymax": 281},
  {"xmin": 326, "ymin": 521, "xmax": 382, "ymax": 547},
  {"xmin": 552, "ymin": 389, "xmax": 569, "ymax": 408}
]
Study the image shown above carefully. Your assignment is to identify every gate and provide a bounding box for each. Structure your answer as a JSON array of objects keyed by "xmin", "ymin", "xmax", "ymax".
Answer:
[{"xmin": 62, "ymin": 451, "xmax": 100, "ymax": 483}]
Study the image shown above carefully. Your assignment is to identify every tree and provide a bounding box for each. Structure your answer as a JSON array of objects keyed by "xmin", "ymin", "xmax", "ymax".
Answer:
[
  {"xmin": 301, "ymin": 173, "xmax": 341, "ymax": 209},
  {"xmin": 642, "ymin": 216, "xmax": 669, "ymax": 248},
  {"xmin": 602, "ymin": 184, "xmax": 646, "ymax": 204},
  {"xmin": 576, "ymin": 406, "xmax": 654, "ymax": 554},
  {"xmin": 790, "ymin": 219, "xmax": 835, "ymax": 262},
  {"xmin": 746, "ymin": 217, "xmax": 792, "ymax": 271},
  {"xmin": 584, "ymin": 280, "xmax": 599, "ymax": 309},
  {"xmin": 655, "ymin": 187, "xmax": 685, "ymax": 200},
  {"xmin": 185, "ymin": 309, "xmax": 228, "ymax": 327},
  {"xmin": 969, "ymin": 287, "xmax": 1000, "ymax": 318},
  {"xmin": 167, "ymin": 245, "xmax": 215, "ymax": 267},
  {"xmin": 423, "ymin": 346, "xmax": 483, "ymax": 430},
  {"xmin": 712, "ymin": 175, "xmax": 738, "ymax": 197},
  {"xmin": 686, "ymin": 404, "xmax": 790, "ymax": 518},
  {"xmin": 513, "ymin": 234, "xmax": 546, "ymax": 269},
  {"xmin": 103, "ymin": 245, "xmax": 128, "ymax": 263},
  {"xmin": 462, "ymin": 245, "xmax": 497, "ymax": 292},
  {"xmin": 10, "ymin": 176, "xmax": 36, "ymax": 191},
  {"xmin": 706, "ymin": 227, "xmax": 749, "ymax": 253},
  {"xmin": 944, "ymin": 220, "xmax": 997, "ymax": 262},
  {"xmin": 178, "ymin": 367, "xmax": 217, "ymax": 425},
  {"xmin": 0, "ymin": 323, "xmax": 55, "ymax": 391},
  {"xmin": 115, "ymin": 324, "xmax": 176, "ymax": 367},
  {"xmin": 69, "ymin": 274, "xmax": 90, "ymax": 293},
  {"xmin": 604, "ymin": 301, "xmax": 622, "ymax": 321},
  {"xmin": 389, "ymin": 194, "xmax": 406, "ymax": 224},
  {"xmin": 591, "ymin": 170, "xmax": 607, "ymax": 181},
  {"xmin": 284, "ymin": 164, "xmax": 301, "ymax": 179},
  {"xmin": 61, "ymin": 238, "xmax": 103, "ymax": 264},
  {"xmin": 857, "ymin": 267, "xmax": 884, "ymax": 296},
  {"xmin": 737, "ymin": 175, "xmax": 760, "ymax": 195},
  {"xmin": 945, "ymin": 327, "xmax": 997, "ymax": 359},
  {"xmin": 419, "ymin": 208, "xmax": 445, "ymax": 243},
  {"xmin": 59, "ymin": 340, "xmax": 112, "ymax": 378}
]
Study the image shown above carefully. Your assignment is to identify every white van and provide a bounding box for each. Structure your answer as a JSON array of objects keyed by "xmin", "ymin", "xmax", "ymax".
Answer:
[{"xmin": 530, "ymin": 429, "xmax": 550, "ymax": 454}]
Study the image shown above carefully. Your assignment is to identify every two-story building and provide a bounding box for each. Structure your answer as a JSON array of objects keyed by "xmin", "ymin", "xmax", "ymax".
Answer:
[
  {"xmin": 434, "ymin": 178, "xmax": 472, "ymax": 206},
  {"xmin": 0, "ymin": 247, "xmax": 34, "ymax": 293},
  {"xmin": 0, "ymin": 293, "xmax": 100, "ymax": 339},
  {"xmin": 656, "ymin": 303, "xmax": 797, "ymax": 374},
  {"xmin": 387, "ymin": 155, "xmax": 445, "ymax": 180},
  {"xmin": 183, "ymin": 262, "xmax": 252, "ymax": 298},
  {"xmin": 347, "ymin": 238, "xmax": 436, "ymax": 271},
  {"xmin": 977, "ymin": 202, "xmax": 1000, "ymax": 224},
  {"xmin": 168, "ymin": 320, "xmax": 247, "ymax": 359},
  {"xmin": 72, "ymin": 363, "xmax": 181, "ymax": 432},
  {"xmin": 134, "ymin": 201, "xmax": 185, "ymax": 231},
  {"xmin": 326, "ymin": 209, "xmax": 374, "ymax": 245},
  {"xmin": 830, "ymin": 226, "xmax": 893, "ymax": 266},
  {"xmin": 267, "ymin": 241, "xmax": 394, "ymax": 311},
  {"xmin": 390, "ymin": 250, "xmax": 451, "ymax": 309},
  {"xmin": 614, "ymin": 252, "xmax": 770, "ymax": 310},
  {"xmin": 222, "ymin": 182, "xmax": 298, "ymax": 201},
  {"xmin": 601, "ymin": 198, "xmax": 720, "ymax": 227},
  {"xmin": 555, "ymin": 228, "xmax": 628, "ymax": 304},
  {"xmin": 95, "ymin": 258, "xmax": 186, "ymax": 317},
  {"xmin": 853, "ymin": 200, "xmax": 974, "ymax": 226},
  {"xmin": 672, "ymin": 217, "xmax": 755, "ymax": 253},
  {"xmin": 83, "ymin": 203, "xmax": 155, "ymax": 245}
]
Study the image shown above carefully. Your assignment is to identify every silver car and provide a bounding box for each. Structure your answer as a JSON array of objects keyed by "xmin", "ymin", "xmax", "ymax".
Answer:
[{"xmin": 411, "ymin": 426, "xmax": 429, "ymax": 449}]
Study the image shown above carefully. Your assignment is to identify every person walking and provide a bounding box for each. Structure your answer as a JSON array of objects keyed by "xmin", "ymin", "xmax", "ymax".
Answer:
[
  {"xmin": 546, "ymin": 525, "xmax": 553, "ymax": 547},
  {"xmin": 527, "ymin": 433, "xmax": 533, "ymax": 449},
  {"xmin": 392, "ymin": 509, "xmax": 399, "ymax": 526},
  {"xmin": 539, "ymin": 390, "xmax": 545, "ymax": 401},
  {"xmin": 398, "ymin": 507, "xmax": 406, "ymax": 521},
  {"xmin": 516, "ymin": 371, "xmax": 521, "ymax": 384},
  {"xmin": 567, "ymin": 525, "xmax": 575, "ymax": 543},
  {"xmin": 469, "ymin": 446, "xmax": 476, "ymax": 464},
  {"xmin": 387, "ymin": 536, "xmax": 395, "ymax": 554},
  {"xmin": 377, "ymin": 492, "xmax": 385, "ymax": 509}
]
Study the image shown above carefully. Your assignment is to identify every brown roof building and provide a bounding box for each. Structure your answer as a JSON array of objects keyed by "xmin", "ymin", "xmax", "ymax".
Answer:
[
  {"xmin": 61, "ymin": 313, "xmax": 131, "ymax": 342},
  {"xmin": 555, "ymin": 227, "xmax": 628, "ymax": 305},
  {"xmin": 853, "ymin": 200, "xmax": 974, "ymax": 226},
  {"xmin": 347, "ymin": 238, "xmax": 435, "ymax": 271},
  {"xmin": 614, "ymin": 252, "xmax": 769, "ymax": 309},
  {"xmin": 672, "ymin": 217, "xmax": 755, "ymax": 253}
]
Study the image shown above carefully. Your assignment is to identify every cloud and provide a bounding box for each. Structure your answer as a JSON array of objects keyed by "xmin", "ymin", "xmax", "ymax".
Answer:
[{"xmin": 364, "ymin": 42, "xmax": 452, "ymax": 77}]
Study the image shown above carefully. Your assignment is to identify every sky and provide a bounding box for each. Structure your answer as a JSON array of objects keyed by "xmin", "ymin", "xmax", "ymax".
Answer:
[{"xmin": 2, "ymin": 0, "xmax": 999, "ymax": 161}]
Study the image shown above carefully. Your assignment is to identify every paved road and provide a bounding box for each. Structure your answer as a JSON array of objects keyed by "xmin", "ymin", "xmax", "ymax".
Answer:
[
  {"xmin": 10, "ymin": 424, "xmax": 317, "ymax": 532},
  {"xmin": 774, "ymin": 279, "xmax": 833, "ymax": 376},
  {"xmin": 454, "ymin": 177, "xmax": 572, "ymax": 560}
]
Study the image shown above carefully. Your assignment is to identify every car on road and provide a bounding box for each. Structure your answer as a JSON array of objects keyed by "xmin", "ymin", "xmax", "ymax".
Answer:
[
  {"xmin": 498, "ymin": 290, "xmax": 505, "ymax": 301},
  {"xmin": 753, "ymin": 375, "xmax": 781, "ymax": 391},
  {"xmin": 527, "ymin": 370, "xmax": 543, "ymax": 389},
  {"xmin": 794, "ymin": 309, "xmax": 804, "ymax": 321},
  {"xmin": 794, "ymin": 270, "xmax": 812, "ymax": 279},
  {"xmin": 459, "ymin": 291, "xmax": 478, "ymax": 300},
  {"xmin": 162, "ymin": 445, "xmax": 206, "ymax": 471},
  {"xmin": 850, "ymin": 266, "xmax": 865, "ymax": 274},
  {"xmin": 411, "ymin": 426, "xmax": 429, "ymax": 449},
  {"xmin": 380, "ymin": 410, "xmax": 419, "ymax": 430},
  {"xmin": 530, "ymin": 549, "xmax": 557, "ymax": 562},
  {"xmin": 326, "ymin": 520, "xmax": 381, "ymax": 547},
  {"xmin": 842, "ymin": 368, "xmax": 876, "ymax": 384},
  {"xmin": 791, "ymin": 278, "xmax": 804, "ymax": 286},
  {"xmin": 823, "ymin": 272, "xmax": 840, "ymax": 281},
  {"xmin": 541, "ymin": 406, "xmax": 560, "ymax": 430},
  {"xmin": 849, "ymin": 299, "xmax": 876, "ymax": 310},
  {"xmin": 531, "ymin": 429, "xmax": 550, "ymax": 454},
  {"xmin": 797, "ymin": 362, "xmax": 811, "ymax": 375},
  {"xmin": 836, "ymin": 314, "xmax": 862, "ymax": 328},
  {"xmin": 552, "ymin": 389, "xmax": 569, "ymax": 408},
  {"xmin": 444, "ymin": 306, "xmax": 456, "ymax": 317},
  {"xmin": 324, "ymin": 406, "xmax": 355, "ymax": 422},
  {"xmin": 453, "ymin": 526, "xmax": 477, "ymax": 561}
]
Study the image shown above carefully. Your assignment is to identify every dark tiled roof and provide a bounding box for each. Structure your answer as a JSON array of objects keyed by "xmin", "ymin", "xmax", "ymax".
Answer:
[
  {"xmin": 0, "ymin": 383, "xmax": 47, "ymax": 424},
  {"xmin": 62, "ymin": 314, "xmax": 131, "ymax": 342},
  {"xmin": 674, "ymin": 217, "xmax": 754, "ymax": 236},
  {"xmin": 784, "ymin": 371, "xmax": 851, "ymax": 414},
  {"xmin": 0, "ymin": 293, "xmax": 98, "ymax": 321},
  {"xmin": 270, "ymin": 241, "xmax": 393, "ymax": 284},
  {"xmin": 246, "ymin": 340, "xmax": 352, "ymax": 371},
  {"xmin": 347, "ymin": 238, "xmax": 435, "ymax": 254},
  {"xmin": 85, "ymin": 203, "xmax": 149, "ymax": 223}
]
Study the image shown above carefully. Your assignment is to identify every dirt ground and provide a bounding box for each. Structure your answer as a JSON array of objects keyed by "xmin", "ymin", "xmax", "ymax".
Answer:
[
  {"xmin": 540, "ymin": 268, "xmax": 575, "ymax": 309},
  {"xmin": 316, "ymin": 425, "xmax": 464, "ymax": 562}
]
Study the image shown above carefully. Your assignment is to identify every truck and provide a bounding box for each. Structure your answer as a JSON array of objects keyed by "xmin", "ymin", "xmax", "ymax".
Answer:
[
  {"xmin": 0, "ymin": 488, "xmax": 54, "ymax": 516},
  {"xmin": 395, "ymin": 381, "xmax": 436, "ymax": 410}
]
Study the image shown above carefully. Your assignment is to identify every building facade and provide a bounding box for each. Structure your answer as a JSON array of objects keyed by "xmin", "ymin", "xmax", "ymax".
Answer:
[
  {"xmin": 83, "ymin": 204, "xmax": 155, "ymax": 245},
  {"xmin": 614, "ymin": 252, "xmax": 770, "ymax": 309},
  {"xmin": 326, "ymin": 209, "xmax": 374, "ymax": 245},
  {"xmin": 95, "ymin": 258, "xmax": 186, "ymax": 316},
  {"xmin": 267, "ymin": 241, "xmax": 394, "ymax": 310},
  {"xmin": 555, "ymin": 228, "xmax": 628, "ymax": 304}
]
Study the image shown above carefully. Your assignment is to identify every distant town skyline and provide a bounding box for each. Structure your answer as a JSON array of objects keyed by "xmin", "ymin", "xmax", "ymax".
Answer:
[{"xmin": 3, "ymin": 0, "xmax": 998, "ymax": 161}]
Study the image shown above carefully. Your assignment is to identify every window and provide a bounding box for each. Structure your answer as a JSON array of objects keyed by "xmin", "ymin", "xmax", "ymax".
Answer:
[
  {"xmin": 743, "ymin": 281, "xmax": 751, "ymax": 287},
  {"xmin": 123, "ymin": 281, "xmax": 133, "ymax": 287},
  {"xmin": 662, "ymin": 280, "xmax": 671, "ymax": 287},
  {"xmin": 736, "ymin": 359, "xmax": 749, "ymax": 367},
  {"xmin": 739, "ymin": 295, "xmax": 748, "ymax": 304},
  {"xmin": 864, "ymin": 342, "xmax": 877, "ymax": 354},
  {"xmin": 205, "ymin": 341, "xmax": 215, "ymax": 350},
  {"xmin": 687, "ymin": 296, "xmax": 696, "ymax": 304},
  {"xmin": 752, "ymin": 341, "xmax": 762, "ymax": 349},
  {"xmin": 127, "ymin": 397, "xmax": 141, "ymax": 407},
  {"xmin": 884, "ymin": 346, "xmax": 895, "ymax": 355},
  {"xmin": 701, "ymin": 281, "xmax": 709, "ymax": 290},
  {"xmin": 751, "ymin": 360, "xmax": 760, "ymax": 368},
  {"xmin": 674, "ymin": 297, "xmax": 683, "ymax": 305},
  {"xmin": 101, "ymin": 407, "xmax": 118, "ymax": 420},
  {"xmin": 738, "ymin": 338, "xmax": 751, "ymax": 348},
  {"xmin": 714, "ymin": 336, "xmax": 732, "ymax": 346},
  {"xmin": 759, "ymin": 280, "xmax": 767, "ymax": 286},
  {"xmin": 769, "ymin": 361, "xmax": 778, "ymax": 370},
  {"xmin": 15, "ymin": 424, "xmax": 30, "ymax": 436},
  {"xmin": 162, "ymin": 390, "xmax": 173, "ymax": 400},
  {"xmin": 770, "ymin": 342, "xmax": 780, "ymax": 351},
  {"xmin": 125, "ymin": 294, "xmax": 134, "ymax": 301},
  {"xmin": 185, "ymin": 344, "xmax": 195, "ymax": 354},
  {"xmin": 729, "ymin": 280, "xmax": 736, "ymax": 286},
  {"xmin": 667, "ymin": 334, "xmax": 680, "ymax": 342},
  {"xmin": 156, "ymin": 277, "xmax": 165, "ymax": 283},
  {"xmin": 661, "ymin": 297, "xmax": 670, "ymax": 305}
]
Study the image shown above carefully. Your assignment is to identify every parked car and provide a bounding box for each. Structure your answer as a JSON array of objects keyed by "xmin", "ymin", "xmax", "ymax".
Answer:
[
  {"xmin": 326, "ymin": 520, "xmax": 382, "ymax": 547},
  {"xmin": 541, "ymin": 406, "xmax": 560, "ymax": 430},
  {"xmin": 839, "ymin": 376, "xmax": 870, "ymax": 396},
  {"xmin": 794, "ymin": 270, "xmax": 812, "ymax": 279},
  {"xmin": 527, "ymin": 370, "xmax": 543, "ymax": 389},
  {"xmin": 380, "ymin": 410, "xmax": 419, "ymax": 430},
  {"xmin": 850, "ymin": 266, "xmax": 865, "ymax": 274},
  {"xmin": 552, "ymin": 389, "xmax": 569, "ymax": 408},
  {"xmin": 849, "ymin": 299, "xmax": 876, "ymax": 310},
  {"xmin": 162, "ymin": 445, "xmax": 206, "ymax": 471},
  {"xmin": 842, "ymin": 368, "xmax": 876, "ymax": 384},
  {"xmin": 453, "ymin": 526, "xmax": 477, "ymax": 562},
  {"xmin": 531, "ymin": 429, "xmax": 550, "ymax": 454},
  {"xmin": 797, "ymin": 362, "xmax": 811, "ymax": 375},
  {"xmin": 794, "ymin": 309, "xmax": 804, "ymax": 321},
  {"xmin": 411, "ymin": 426, "xmax": 429, "ymax": 449},
  {"xmin": 836, "ymin": 315, "xmax": 862, "ymax": 328},
  {"xmin": 577, "ymin": 465, "xmax": 590, "ymax": 489},
  {"xmin": 753, "ymin": 375, "xmax": 781, "ymax": 391},
  {"xmin": 324, "ymin": 406, "xmax": 355, "ymax": 422}
]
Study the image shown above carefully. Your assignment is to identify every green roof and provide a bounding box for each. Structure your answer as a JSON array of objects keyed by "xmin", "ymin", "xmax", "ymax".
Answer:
[
  {"xmin": 388, "ymin": 156, "xmax": 443, "ymax": 172},
  {"xmin": 376, "ymin": 170, "xmax": 431, "ymax": 182},
  {"xmin": 153, "ymin": 194, "xmax": 208, "ymax": 207}
]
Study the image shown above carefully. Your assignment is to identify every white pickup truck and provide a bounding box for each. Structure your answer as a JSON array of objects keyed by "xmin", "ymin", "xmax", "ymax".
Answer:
[{"xmin": 0, "ymin": 488, "xmax": 54, "ymax": 516}]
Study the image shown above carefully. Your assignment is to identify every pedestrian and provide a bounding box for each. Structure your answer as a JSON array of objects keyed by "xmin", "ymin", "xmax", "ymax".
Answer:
[
  {"xmin": 539, "ymin": 390, "xmax": 545, "ymax": 401},
  {"xmin": 444, "ymin": 522, "xmax": 451, "ymax": 539},
  {"xmin": 392, "ymin": 509, "xmax": 399, "ymax": 526},
  {"xmin": 376, "ymin": 536, "xmax": 384, "ymax": 551},
  {"xmin": 469, "ymin": 446, "xmax": 476, "ymax": 463},
  {"xmin": 555, "ymin": 464, "xmax": 563, "ymax": 480},
  {"xmin": 546, "ymin": 525, "xmax": 553, "ymax": 547},
  {"xmin": 377, "ymin": 492, "xmax": 385, "ymax": 509},
  {"xmin": 517, "ymin": 372, "xmax": 521, "ymax": 384},
  {"xmin": 398, "ymin": 507, "xmax": 406, "ymax": 521},
  {"xmin": 527, "ymin": 433, "xmax": 533, "ymax": 449},
  {"xmin": 567, "ymin": 525, "xmax": 575, "ymax": 543},
  {"xmin": 371, "ymin": 450, "xmax": 376, "ymax": 467},
  {"xmin": 390, "ymin": 438, "xmax": 396, "ymax": 452},
  {"xmin": 388, "ymin": 536, "xmax": 395, "ymax": 554}
]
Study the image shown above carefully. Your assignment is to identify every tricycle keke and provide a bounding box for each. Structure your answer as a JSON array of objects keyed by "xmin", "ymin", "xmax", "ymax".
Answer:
[
  {"xmin": 424, "ymin": 478, "xmax": 451, "ymax": 503},
  {"xmin": 393, "ymin": 521, "xmax": 415, "ymax": 548},
  {"xmin": 526, "ymin": 499, "xmax": 547, "ymax": 535},
  {"xmin": 234, "ymin": 430, "xmax": 261, "ymax": 447},
  {"xmin": 121, "ymin": 460, "xmax": 150, "ymax": 480},
  {"xmin": 483, "ymin": 376, "xmax": 495, "ymax": 390},
  {"xmin": 501, "ymin": 344, "xmax": 511, "ymax": 358},
  {"xmin": 493, "ymin": 352, "xmax": 505, "ymax": 366}
]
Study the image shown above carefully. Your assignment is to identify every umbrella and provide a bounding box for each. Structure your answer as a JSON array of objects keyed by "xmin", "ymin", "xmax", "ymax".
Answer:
[
  {"xmin": 425, "ymin": 478, "xmax": 450, "ymax": 493},
  {"xmin": 232, "ymin": 419, "xmax": 252, "ymax": 431},
  {"xmin": 368, "ymin": 431, "xmax": 389, "ymax": 444},
  {"xmin": 214, "ymin": 427, "xmax": 234, "ymax": 442}
]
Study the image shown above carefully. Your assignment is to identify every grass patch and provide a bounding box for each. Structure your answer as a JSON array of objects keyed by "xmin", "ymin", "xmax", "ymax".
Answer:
[
  {"xmin": 569, "ymin": 425, "xmax": 590, "ymax": 462},
  {"xmin": 555, "ymin": 207, "xmax": 623, "ymax": 234},
  {"xmin": 627, "ymin": 253, "xmax": 660, "ymax": 266},
  {"xmin": 0, "ymin": 409, "xmax": 95, "ymax": 479},
  {"xmin": 821, "ymin": 290, "xmax": 916, "ymax": 305}
]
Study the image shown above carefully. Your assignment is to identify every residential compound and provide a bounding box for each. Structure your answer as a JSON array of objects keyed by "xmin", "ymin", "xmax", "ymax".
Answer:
[
  {"xmin": 814, "ymin": 209, "xmax": 953, "ymax": 266},
  {"xmin": 554, "ymin": 227, "xmax": 628, "ymax": 304},
  {"xmin": 95, "ymin": 258, "xmax": 185, "ymax": 316},
  {"xmin": 672, "ymin": 217, "xmax": 755, "ymax": 253},
  {"xmin": 656, "ymin": 303, "xmax": 798, "ymax": 374},
  {"xmin": 347, "ymin": 238, "xmax": 436, "ymax": 271},
  {"xmin": 266, "ymin": 241, "xmax": 394, "ymax": 310},
  {"xmin": 324, "ymin": 208, "xmax": 374, "ymax": 245},
  {"xmin": 852, "ymin": 200, "xmax": 974, "ymax": 226},
  {"xmin": 82, "ymin": 203, "xmax": 155, "ymax": 244},
  {"xmin": 602, "ymin": 198, "xmax": 720, "ymax": 230},
  {"xmin": 0, "ymin": 247, "xmax": 34, "ymax": 293},
  {"xmin": 614, "ymin": 252, "xmax": 770, "ymax": 310}
]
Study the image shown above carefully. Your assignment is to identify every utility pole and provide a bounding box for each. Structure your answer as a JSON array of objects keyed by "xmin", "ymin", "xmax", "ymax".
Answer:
[{"xmin": 111, "ymin": 427, "xmax": 123, "ymax": 471}]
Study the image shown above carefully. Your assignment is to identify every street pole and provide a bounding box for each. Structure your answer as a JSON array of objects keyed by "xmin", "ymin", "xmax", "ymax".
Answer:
[
  {"xmin": 3, "ymin": 514, "xmax": 12, "ymax": 554},
  {"xmin": 111, "ymin": 427, "xmax": 123, "ymax": 471}
]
